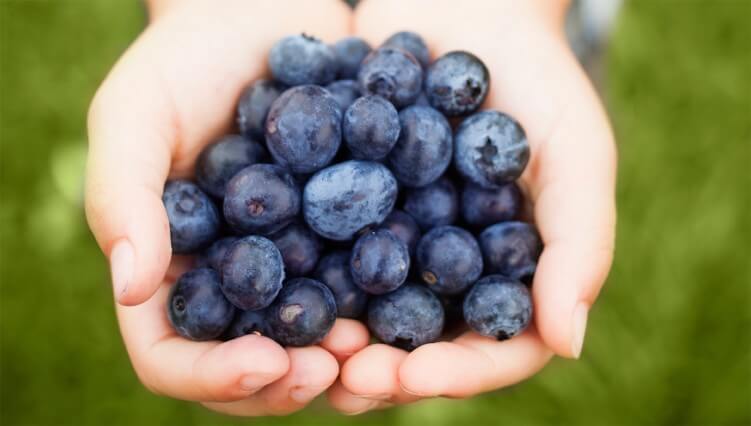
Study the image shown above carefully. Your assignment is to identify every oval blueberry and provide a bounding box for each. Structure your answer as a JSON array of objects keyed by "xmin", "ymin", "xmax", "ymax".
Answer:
[
  {"xmin": 265, "ymin": 85, "xmax": 343, "ymax": 174},
  {"xmin": 479, "ymin": 221, "xmax": 542, "ymax": 282},
  {"xmin": 223, "ymin": 164, "xmax": 300, "ymax": 235},
  {"xmin": 416, "ymin": 226, "xmax": 483, "ymax": 295},
  {"xmin": 220, "ymin": 236, "xmax": 284, "ymax": 310},
  {"xmin": 168, "ymin": 268, "xmax": 235, "ymax": 341},
  {"xmin": 163, "ymin": 180, "xmax": 220, "ymax": 254},
  {"xmin": 350, "ymin": 229, "xmax": 410, "ymax": 295},
  {"xmin": 315, "ymin": 251, "xmax": 369, "ymax": 318},
  {"xmin": 463, "ymin": 275, "xmax": 532, "ymax": 340},
  {"xmin": 303, "ymin": 160, "xmax": 398, "ymax": 241},
  {"xmin": 367, "ymin": 284, "xmax": 444, "ymax": 351},
  {"xmin": 269, "ymin": 34, "xmax": 337, "ymax": 86},
  {"xmin": 195, "ymin": 135, "xmax": 268, "ymax": 198},
  {"xmin": 403, "ymin": 176, "xmax": 458, "ymax": 231},
  {"xmin": 267, "ymin": 278, "xmax": 337, "ymax": 347},
  {"xmin": 333, "ymin": 36, "xmax": 372, "ymax": 79},
  {"xmin": 269, "ymin": 222, "xmax": 322, "ymax": 277},
  {"xmin": 454, "ymin": 110, "xmax": 529, "ymax": 188},
  {"xmin": 196, "ymin": 236, "xmax": 239, "ymax": 271},
  {"xmin": 325, "ymin": 79, "xmax": 360, "ymax": 111},
  {"xmin": 387, "ymin": 106, "xmax": 452, "ymax": 187},
  {"xmin": 379, "ymin": 209, "xmax": 421, "ymax": 256},
  {"xmin": 236, "ymin": 79, "xmax": 285, "ymax": 140},
  {"xmin": 343, "ymin": 95, "xmax": 400, "ymax": 160},
  {"xmin": 461, "ymin": 182, "xmax": 522, "ymax": 228},
  {"xmin": 358, "ymin": 47, "xmax": 423, "ymax": 107},
  {"xmin": 222, "ymin": 308, "xmax": 270, "ymax": 340},
  {"xmin": 425, "ymin": 51, "xmax": 489, "ymax": 116},
  {"xmin": 382, "ymin": 31, "xmax": 431, "ymax": 69}
]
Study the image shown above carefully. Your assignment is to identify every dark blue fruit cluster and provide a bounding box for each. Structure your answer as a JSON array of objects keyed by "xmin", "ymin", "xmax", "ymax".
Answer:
[{"xmin": 163, "ymin": 32, "xmax": 541, "ymax": 350}]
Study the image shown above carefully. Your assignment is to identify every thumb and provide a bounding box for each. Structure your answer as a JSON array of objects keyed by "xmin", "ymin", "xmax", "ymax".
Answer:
[{"xmin": 85, "ymin": 40, "xmax": 175, "ymax": 306}]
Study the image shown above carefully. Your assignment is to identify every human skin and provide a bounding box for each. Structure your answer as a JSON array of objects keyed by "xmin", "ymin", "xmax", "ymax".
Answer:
[{"xmin": 85, "ymin": 0, "xmax": 616, "ymax": 417}]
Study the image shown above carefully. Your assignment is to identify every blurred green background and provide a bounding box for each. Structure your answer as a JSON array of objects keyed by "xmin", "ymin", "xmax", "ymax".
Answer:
[{"xmin": 1, "ymin": 1, "xmax": 749, "ymax": 425}]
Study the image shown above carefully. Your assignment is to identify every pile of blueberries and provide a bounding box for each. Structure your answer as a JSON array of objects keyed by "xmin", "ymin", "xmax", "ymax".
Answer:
[{"xmin": 164, "ymin": 31, "xmax": 542, "ymax": 351}]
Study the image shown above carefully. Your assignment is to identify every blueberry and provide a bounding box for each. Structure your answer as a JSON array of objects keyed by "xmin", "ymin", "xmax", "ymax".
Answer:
[
  {"xmin": 463, "ymin": 275, "xmax": 532, "ymax": 340},
  {"xmin": 387, "ymin": 106, "xmax": 452, "ymax": 187},
  {"xmin": 367, "ymin": 284, "xmax": 444, "ymax": 350},
  {"xmin": 220, "ymin": 236, "xmax": 284, "ymax": 310},
  {"xmin": 413, "ymin": 91, "xmax": 431, "ymax": 107},
  {"xmin": 315, "ymin": 251, "xmax": 369, "ymax": 318},
  {"xmin": 454, "ymin": 110, "xmax": 530, "ymax": 188},
  {"xmin": 350, "ymin": 229, "xmax": 410, "ymax": 295},
  {"xmin": 236, "ymin": 79, "xmax": 285, "ymax": 140},
  {"xmin": 267, "ymin": 278, "xmax": 337, "ymax": 347},
  {"xmin": 269, "ymin": 34, "xmax": 337, "ymax": 86},
  {"xmin": 425, "ymin": 51, "xmax": 489, "ymax": 116},
  {"xmin": 461, "ymin": 182, "xmax": 522, "ymax": 228},
  {"xmin": 416, "ymin": 226, "xmax": 483, "ymax": 295},
  {"xmin": 343, "ymin": 95, "xmax": 400, "ymax": 160},
  {"xmin": 265, "ymin": 85, "xmax": 342, "ymax": 174},
  {"xmin": 479, "ymin": 222, "xmax": 542, "ymax": 282},
  {"xmin": 358, "ymin": 47, "xmax": 423, "ymax": 108},
  {"xmin": 325, "ymin": 79, "xmax": 360, "ymax": 111},
  {"xmin": 223, "ymin": 164, "xmax": 300, "ymax": 235},
  {"xmin": 163, "ymin": 180, "xmax": 220, "ymax": 254},
  {"xmin": 333, "ymin": 36, "xmax": 372, "ymax": 79},
  {"xmin": 382, "ymin": 31, "xmax": 431, "ymax": 69},
  {"xmin": 269, "ymin": 222, "xmax": 322, "ymax": 277},
  {"xmin": 379, "ymin": 209, "xmax": 421, "ymax": 256},
  {"xmin": 303, "ymin": 160, "xmax": 398, "ymax": 241},
  {"xmin": 168, "ymin": 268, "xmax": 235, "ymax": 341},
  {"xmin": 223, "ymin": 308, "xmax": 269, "ymax": 340},
  {"xmin": 196, "ymin": 237, "xmax": 239, "ymax": 271},
  {"xmin": 403, "ymin": 177, "xmax": 458, "ymax": 230},
  {"xmin": 195, "ymin": 135, "xmax": 268, "ymax": 198}
]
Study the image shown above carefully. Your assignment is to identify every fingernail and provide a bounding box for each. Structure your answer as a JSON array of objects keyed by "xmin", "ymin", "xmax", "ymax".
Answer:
[
  {"xmin": 571, "ymin": 302, "xmax": 589, "ymax": 359},
  {"xmin": 400, "ymin": 383, "xmax": 427, "ymax": 397},
  {"xmin": 110, "ymin": 240, "xmax": 134, "ymax": 302},
  {"xmin": 289, "ymin": 386, "xmax": 326, "ymax": 404},
  {"xmin": 240, "ymin": 375, "xmax": 272, "ymax": 393}
]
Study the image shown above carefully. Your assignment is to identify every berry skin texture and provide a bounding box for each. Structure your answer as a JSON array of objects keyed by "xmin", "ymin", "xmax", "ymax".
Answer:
[
  {"xmin": 220, "ymin": 236, "xmax": 285, "ymax": 311},
  {"xmin": 350, "ymin": 229, "xmax": 410, "ymax": 295},
  {"xmin": 266, "ymin": 278, "xmax": 337, "ymax": 347},
  {"xmin": 163, "ymin": 180, "xmax": 220, "ymax": 254},
  {"xmin": 195, "ymin": 135, "xmax": 268, "ymax": 199},
  {"xmin": 168, "ymin": 268, "xmax": 235, "ymax": 341},
  {"xmin": 269, "ymin": 222, "xmax": 322, "ymax": 277},
  {"xmin": 358, "ymin": 47, "xmax": 423, "ymax": 108},
  {"xmin": 333, "ymin": 36, "xmax": 372, "ymax": 79},
  {"xmin": 463, "ymin": 275, "xmax": 532, "ymax": 340},
  {"xmin": 454, "ymin": 110, "xmax": 530, "ymax": 188},
  {"xmin": 479, "ymin": 222, "xmax": 542, "ymax": 282},
  {"xmin": 303, "ymin": 160, "xmax": 398, "ymax": 241},
  {"xmin": 387, "ymin": 106, "xmax": 453, "ymax": 187},
  {"xmin": 269, "ymin": 34, "xmax": 337, "ymax": 86},
  {"xmin": 315, "ymin": 251, "xmax": 369, "ymax": 318},
  {"xmin": 382, "ymin": 31, "xmax": 431, "ymax": 69},
  {"xmin": 416, "ymin": 226, "xmax": 483, "ymax": 295},
  {"xmin": 343, "ymin": 95, "xmax": 400, "ymax": 161},
  {"xmin": 223, "ymin": 164, "xmax": 300, "ymax": 235},
  {"xmin": 367, "ymin": 283, "xmax": 444, "ymax": 351},
  {"xmin": 223, "ymin": 308, "xmax": 269, "ymax": 340},
  {"xmin": 425, "ymin": 51, "xmax": 490, "ymax": 116},
  {"xmin": 461, "ymin": 182, "xmax": 522, "ymax": 228},
  {"xmin": 236, "ymin": 79, "xmax": 285, "ymax": 140},
  {"xmin": 265, "ymin": 85, "xmax": 343, "ymax": 174},
  {"xmin": 325, "ymin": 79, "xmax": 360, "ymax": 111},
  {"xmin": 403, "ymin": 177, "xmax": 458, "ymax": 231},
  {"xmin": 196, "ymin": 237, "xmax": 239, "ymax": 271},
  {"xmin": 379, "ymin": 209, "xmax": 421, "ymax": 256}
]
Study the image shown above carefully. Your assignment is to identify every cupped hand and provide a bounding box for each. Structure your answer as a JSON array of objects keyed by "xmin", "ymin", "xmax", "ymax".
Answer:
[
  {"xmin": 85, "ymin": 0, "xmax": 371, "ymax": 416},
  {"xmin": 329, "ymin": 0, "xmax": 616, "ymax": 414}
]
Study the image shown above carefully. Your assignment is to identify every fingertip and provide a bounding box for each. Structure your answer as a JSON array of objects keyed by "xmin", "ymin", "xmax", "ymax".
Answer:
[
  {"xmin": 398, "ymin": 341, "xmax": 461, "ymax": 397},
  {"xmin": 341, "ymin": 344, "xmax": 406, "ymax": 397},
  {"xmin": 320, "ymin": 319, "xmax": 370, "ymax": 363}
]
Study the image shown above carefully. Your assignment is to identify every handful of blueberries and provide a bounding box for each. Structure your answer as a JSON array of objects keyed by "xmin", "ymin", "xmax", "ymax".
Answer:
[{"xmin": 164, "ymin": 31, "xmax": 542, "ymax": 351}]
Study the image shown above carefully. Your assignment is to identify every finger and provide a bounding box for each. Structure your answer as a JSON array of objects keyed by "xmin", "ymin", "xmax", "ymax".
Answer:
[
  {"xmin": 340, "ymin": 344, "xmax": 421, "ymax": 405},
  {"xmin": 203, "ymin": 346, "xmax": 339, "ymax": 416},
  {"xmin": 327, "ymin": 380, "xmax": 392, "ymax": 415},
  {"xmin": 319, "ymin": 319, "xmax": 371, "ymax": 363},
  {"xmin": 398, "ymin": 328, "xmax": 553, "ymax": 398},
  {"xmin": 117, "ymin": 283, "xmax": 289, "ymax": 401}
]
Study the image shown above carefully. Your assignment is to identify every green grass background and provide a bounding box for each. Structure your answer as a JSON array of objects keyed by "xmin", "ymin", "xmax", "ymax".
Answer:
[{"xmin": 1, "ymin": 1, "xmax": 749, "ymax": 425}]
